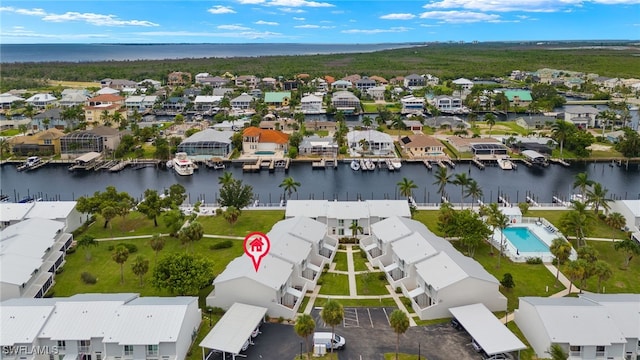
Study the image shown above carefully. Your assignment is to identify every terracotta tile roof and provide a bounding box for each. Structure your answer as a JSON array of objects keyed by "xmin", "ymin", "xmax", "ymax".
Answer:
[
  {"xmin": 88, "ymin": 94, "xmax": 125, "ymax": 102},
  {"xmin": 324, "ymin": 75, "xmax": 335, "ymax": 84},
  {"xmin": 402, "ymin": 134, "xmax": 443, "ymax": 148},
  {"xmin": 242, "ymin": 126, "xmax": 289, "ymax": 144}
]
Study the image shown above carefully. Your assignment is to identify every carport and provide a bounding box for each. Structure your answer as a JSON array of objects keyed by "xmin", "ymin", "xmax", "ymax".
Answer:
[
  {"xmin": 200, "ymin": 302, "xmax": 267, "ymax": 359},
  {"xmin": 449, "ymin": 303, "xmax": 526, "ymax": 359}
]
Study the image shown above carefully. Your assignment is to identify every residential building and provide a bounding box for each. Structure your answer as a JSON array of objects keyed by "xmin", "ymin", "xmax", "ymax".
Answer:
[
  {"xmin": 163, "ymin": 97, "xmax": 190, "ymax": 112},
  {"xmin": 300, "ymin": 94, "xmax": 323, "ymax": 113},
  {"xmin": 25, "ymin": 94, "xmax": 57, "ymax": 108},
  {"xmin": 211, "ymin": 119, "xmax": 249, "ymax": 132},
  {"xmin": 32, "ymin": 108, "xmax": 66, "ymax": 131},
  {"xmin": 241, "ymin": 126, "xmax": 289, "ymax": 155},
  {"xmin": 124, "ymin": 95, "xmax": 158, "ymax": 110},
  {"xmin": 310, "ymin": 78, "xmax": 328, "ymax": 92},
  {"xmin": 347, "ymin": 130, "xmax": 394, "ymax": 156},
  {"xmin": 96, "ymin": 87, "xmax": 120, "ymax": 95},
  {"xmin": 0, "ymin": 201, "xmax": 85, "ymax": 232},
  {"xmin": 284, "ymin": 200, "xmax": 411, "ymax": 236},
  {"xmin": 212, "ymin": 88, "xmax": 234, "ymax": 97},
  {"xmin": 399, "ymin": 134, "xmax": 445, "ymax": 158},
  {"xmin": 433, "ymin": 95, "xmax": 463, "ymax": 113},
  {"xmin": 331, "ymin": 91, "xmax": 360, "ymax": 113},
  {"xmin": 503, "ymin": 90, "xmax": 533, "ymax": 108},
  {"xmin": 445, "ymin": 136, "xmax": 499, "ymax": 153},
  {"xmin": 1, "ymin": 294, "xmax": 201, "ymax": 360},
  {"xmin": 282, "ymin": 80, "xmax": 299, "ymax": 91},
  {"xmin": 261, "ymin": 77, "xmax": 277, "ymax": 89},
  {"xmin": 176, "ymin": 129, "xmax": 234, "ymax": 158},
  {"xmin": 167, "ymin": 72, "xmax": 192, "ymax": 86},
  {"xmin": 137, "ymin": 78, "xmax": 162, "ymax": 88},
  {"xmin": 307, "ymin": 120, "xmax": 338, "ymax": 132},
  {"xmin": 424, "ymin": 74, "xmax": 440, "ymax": 85},
  {"xmin": 564, "ymin": 106, "xmax": 600, "ymax": 128},
  {"xmin": 100, "ymin": 79, "xmax": 137, "ymax": 90},
  {"xmin": 193, "ymin": 95, "xmax": 223, "ymax": 111},
  {"xmin": 369, "ymin": 75, "xmax": 388, "ymax": 85},
  {"xmin": 360, "ymin": 217, "xmax": 506, "ymax": 320},
  {"xmin": 84, "ymin": 94, "xmax": 126, "ymax": 126},
  {"xmin": 235, "ymin": 75, "xmax": 259, "ymax": 88},
  {"xmin": 9, "ymin": 128, "xmax": 65, "ymax": 156},
  {"xmin": 196, "ymin": 75, "xmax": 228, "ymax": 87},
  {"xmin": 400, "ymin": 95, "xmax": 425, "ymax": 114},
  {"xmin": 0, "ymin": 92, "xmax": 23, "ymax": 109},
  {"xmin": 298, "ymin": 135, "xmax": 338, "ymax": 157},
  {"xmin": 342, "ymin": 74, "xmax": 361, "ymax": 83},
  {"xmin": 367, "ymin": 86, "xmax": 386, "ymax": 101},
  {"xmin": 515, "ymin": 297, "xmax": 629, "ymax": 359},
  {"xmin": 609, "ymin": 200, "xmax": 640, "ymax": 243},
  {"xmin": 452, "ymin": 78, "xmax": 474, "ymax": 91},
  {"xmin": 230, "ymin": 93, "xmax": 254, "ymax": 110},
  {"xmin": 424, "ymin": 116, "xmax": 468, "ymax": 130},
  {"xmin": 331, "ymin": 80, "xmax": 352, "ymax": 90},
  {"xmin": 355, "ymin": 77, "xmax": 376, "ymax": 92},
  {"xmin": 59, "ymin": 90, "xmax": 90, "ymax": 107},
  {"xmin": 195, "ymin": 72, "xmax": 212, "ymax": 84},
  {"xmin": 60, "ymin": 126, "xmax": 123, "ymax": 158},
  {"xmin": 404, "ymin": 120, "xmax": 423, "ymax": 132},
  {"xmin": 0, "ymin": 218, "xmax": 72, "ymax": 301},
  {"xmin": 404, "ymin": 74, "xmax": 425, "ymax": 88},
  {"xmin": 264, "ymin": 92, "xmax": 291, "ymax": 108}
]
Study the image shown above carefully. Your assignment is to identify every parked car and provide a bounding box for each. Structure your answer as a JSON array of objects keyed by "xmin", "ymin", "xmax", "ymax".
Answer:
[{"xmin": 313, "ymin": 332, "xmax": 346, "ymax": 350}]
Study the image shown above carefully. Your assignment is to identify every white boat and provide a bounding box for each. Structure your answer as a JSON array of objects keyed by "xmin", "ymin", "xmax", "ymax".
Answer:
[
  {"xmin": 365, "ymin": 159, "xmax": 375, "ymax": 171},
  {"xmin": 172, "ymin": 152, "xmax": 194, "ymax": 176},
  {"xmin": 391, "ymin": 159, "xmax": 402, "ymax": 169},
  {"xmin": 17, "ymin": 156, "xmax": 42, "ymax": 171},
  {"xmin": 497, "ymin": 158, "xmax": 513, "ymax": 170},
  {"xmin": 350, "ymin": 160, "xmax": 360, "ymax": 171}
]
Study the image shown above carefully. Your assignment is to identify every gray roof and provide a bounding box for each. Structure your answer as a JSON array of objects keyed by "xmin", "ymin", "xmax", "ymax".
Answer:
[
  {"xmin": 564, "ymin": 105, "xmax": 600, "ymax": 114},
  {"xmin": 285, "ymin": 200, "xmax": 410, "ymax": 220},
  {"xmin": 579, "ymin": 293, "xmax": 640, "ymax": 338},
  {"xmin": 180, "ymin": 129, "xmax": 233, "ymax": 144},
  {"xmin": 519, "ymin": 297, "xmax": 627, "ymax": 346},
  {"xmin": 200, "ymin": 303, "xmax": 267, "ymax": 354},
  {"xmin": 34, "ymin": 108, "xmax": 63, "ymax": 120},
  {"xmin": 1, "ymin": 304, "xmax": 54, "ymax": 345},
  {"xmin": 270, "ymin": 216, "xmax": 327, "ymax": 246},
  {"xmin": 214, "ymin": 255, "xmax": 293, "ymax": 290}
]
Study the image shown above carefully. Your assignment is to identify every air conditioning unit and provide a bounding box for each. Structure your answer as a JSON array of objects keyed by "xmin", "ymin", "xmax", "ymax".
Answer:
[{"xmin": 313, "ymin": 344, "xmax": 326, "ymax": 356}]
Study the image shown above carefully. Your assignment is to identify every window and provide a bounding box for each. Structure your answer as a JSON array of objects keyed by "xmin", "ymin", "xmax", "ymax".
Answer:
[
  {"xmin": 596, "ymin": 346, "xmax": 605, "ymax": 357},
  {"xmin": 146, "ymin": 345, "xmax": 158, "ymax": 357},
  {"xmin": 569, "ymin": 345, "xmax": 581, "ymax": 356},
  {"xmin": 78, "ymin": 340, "xmax": 90, "ymax": 353},
  {"xmin": 44, "ymin": 139, "xmax": 52, "ymax": 145},
  {"xmin": 57, "ymin": 341, "xmax": 66, "ymax": 350},
  {"xmin": 95, "ymin": 353, "xmax": 102, "ymax": 360},
  {"xmin": 337, "ymin": 219, "xmax": 344, "ymax": 227},
  {"xmin": 124, "ymin": 345, "xmax": 134, "ymax": 356}
]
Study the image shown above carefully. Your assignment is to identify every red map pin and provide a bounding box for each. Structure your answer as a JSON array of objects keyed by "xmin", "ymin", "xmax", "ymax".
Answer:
[{"xmin": 243, "ymin": 232, "xmax": 271, "ymax": 272}]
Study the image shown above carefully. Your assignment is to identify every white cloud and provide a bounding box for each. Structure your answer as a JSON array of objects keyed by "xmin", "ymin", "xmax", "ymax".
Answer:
[
  {"xmin": 217, "ymin": 24, "xmax": 252, "ymax": 30},
  {"xmin": 265, "ymin": 0, "xmax": 335, "ymax": 7},
  {"xmin": 293, "ymin": 17, "xmax": 306, "ymax": 20},
  {"xmin": 419, "ymin": 10, "xmax": 500, "ymax": 23},
  {"xmin": 0, "ymin": 7, "xmax": 46, "ymax": 16},
  {"xmin": 255, "ymin": 20, "xmax": 279, "ymax": 25},
  {"xmin": 380, "ymin": 13, "xmax": 416, "ymax": 20},
  {"xmin": 342, "ymin": 26, "xmax": 410, "ymax": 34},
  {"xmin": 419, "ymin": 23, "xmax": 440, "ymax": 27},
  {"xmin": 294, "ymin": 24, "xmax": 335, "ymax": 28},
  {"xmin": 237, "ymin": 0, "xmax": 266, "ymax": 3},
  {"xmin": 1, "ymin": 28, "xmax": 109, "ymax": 40},
  {"xmin": 135, "ymin": 30, "xmax": 286, "ymax": 40},
  {"xmin": 208, "ymin": 5, "xmax": 236, "ymax": 14},
  {"xmin": 280, "ymin": 7, "xmax": 306, "ymax": 13},
  {"xmin": 419, "ymin": 0, "xmax": 640, "ymax": 13},
  {"xmin": 42, "ymin": 12, "xmax": 159, "ymax": 26}
]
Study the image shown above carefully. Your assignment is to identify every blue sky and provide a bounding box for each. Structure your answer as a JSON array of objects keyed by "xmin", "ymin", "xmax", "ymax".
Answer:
[{"xmin": 1, "ymin": 0, "xmax": 639, "ymax": 44}]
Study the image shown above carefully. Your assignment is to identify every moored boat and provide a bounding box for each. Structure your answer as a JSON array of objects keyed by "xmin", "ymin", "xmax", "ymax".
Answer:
[
  {"xmin": 391, "ymin": 159, "xmax": 402, "ymax": 169},
  {"xmin": 172, "ymin": 152, "xmax": 194, "ymax": 176},
  {"xmin": 17, "ymin": 156, "xmax": 42, "ymax": 171},
  {"xmin": 350, "ymin": 160, "xmax": 360, "ymax": 171}
]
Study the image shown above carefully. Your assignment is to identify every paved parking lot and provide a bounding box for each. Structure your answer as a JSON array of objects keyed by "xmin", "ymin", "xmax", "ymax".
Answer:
[{"xmin": 313, "ymin": 307, "xmax": 393, "ymax": 330}]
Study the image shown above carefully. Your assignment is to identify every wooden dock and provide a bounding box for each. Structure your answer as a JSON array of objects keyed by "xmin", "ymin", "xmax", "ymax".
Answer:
[
  {"xmin": 517, "ymin": 158, "xmax": 533, "ymax": 167},
  {"xmin": 442, "ymin": 159, "xmax": 456, "ymax": 168},
  {"xmin": 437, "ymin": 161, "xmax": 446, "ymax": 169},
  {"xmin": 422, "ymin": 160, "xmax": 432, "ymax": 170},
  {"xmin": 550, "ymin": 158, "xmax": 570, "ymax": 167},
  {"xmin": 109, "ymin": 160, "xmax": 131, "ymax": 172},
  {"xmin": 312, "ymin": 159, "xmax": 326, "ymax": 169},
  {"xmin": 242, "ymin": 158, "xmax": 261, "ymax": 172},
  {"xmin": 471, "ymin": 158, "xmax": 485, "ymax": 170}
]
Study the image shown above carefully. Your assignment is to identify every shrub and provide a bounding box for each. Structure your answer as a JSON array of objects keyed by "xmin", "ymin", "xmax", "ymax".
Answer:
[
  {"xmin": 117, "ymin": 243, "xmax": 138, "ymax": 254},
  {"xmin": 501, "ymin": 273, "xmax": 515, "ymax": 290},
  {"xmin": 525, "ymin": 257, "xmax": 543, "ymax": 265},
  {"xmin": 395, "ymin": 287, "xmax": 402, "ymax": 294},
  {"xmin": 210, "ymin": 307, "xmax": 226, "ymax": 315},
  {"xmin": 215, "ymin": 208, "xmax": 223, "ymax": 216},
  {"xmin": 55, "ymin": 267, "xmax": 64, "ymax": 275},
  {"xmin": 378, "ymin": 273, "xmax": 386, "ymax": 281},
  {"xmin": 81, "ymin": 272, "xmax": 97, "ymax": 284},
  {"xmin": 210, "ymin": 240, "xmax": 233, "ymax": 250},
  {"xmin": 277, "ymin": 316, "xmax": 284, "ymax": 323},
  {"xmin": 359, "ymin": 249, "xmax": 367, "ymax": 258},
  {"xmin": 65, "ymin": 247, "xmax": 76, "ymax": 254},
  {"xmin": 317, "ymin": 279, "xmax": 324, "ymax": 285}
]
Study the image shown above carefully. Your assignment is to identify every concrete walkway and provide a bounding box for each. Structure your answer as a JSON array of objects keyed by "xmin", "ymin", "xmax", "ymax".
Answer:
[
  {"xmin": 346, "ymin": 245, "xmax": 358, "ymax": 297},
  {"xmin": 95, "ymin": 233, "xmax": 245, "ymax": 241}
]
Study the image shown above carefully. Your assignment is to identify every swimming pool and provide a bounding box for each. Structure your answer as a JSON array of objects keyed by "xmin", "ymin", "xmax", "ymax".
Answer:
[
  {"xmin": 502, "ymin": 227, "xmax": 549, "ymax": 252},
  {"xmin": 255, "ymin": 151, "xmax": 275, "ymax": 155}
]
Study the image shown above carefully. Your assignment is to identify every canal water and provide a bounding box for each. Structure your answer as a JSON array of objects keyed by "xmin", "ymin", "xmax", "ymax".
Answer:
[{"xmin": 1, "ymin": 161, "xmax": 638, "ymax": 205}]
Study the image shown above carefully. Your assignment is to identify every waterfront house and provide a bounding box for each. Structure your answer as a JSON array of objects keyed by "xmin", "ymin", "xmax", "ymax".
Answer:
[
  {"xmin": 264, "ymin": 92, "xmax": 291, "ymax": 108},
  {"xmin": 124, "ymin": 95, "xmax": 157, "ymax": 111},
  {"xmin": 168, "ymin": 71, "xmax": 192, "ymax": 86},
  {"xmin": 367, "ymin": 86, "xmax": 386, "ymax": 101},
  {"xmin": 400, "ymin": 134, "xmax": 445, "ymax": 158},
  {"xmin": 298, "ymin": 135, "xmax": 338, "ymax": 157},
  {"xmin": 403, "ymin": 120, "xmax": 423, "ymax": 132},
  {"xmin": 445, "ymin": 136, "xmax": 499, "ymax": 153},
  {"xmin": 60, "ymin": 126, "xmax": 122, "ymax": 159},
  {"xmin": 432, "ymin": 95, "xmax": 463, "ymax": 113},
  {"xmin": 2, "ymin": 294, "xmax": 201, "ymax": 360},
  {"xmin": 0, "ymin": 92, "xmax": 23, "ymax": 109},
  {"xmin": 331, "ymin": 91, "xmax": 360, "ymax": 113},
  {"xmin": 25, "ymin": 93, "xmax": 57, "ymax": 109},
  {"xmin": 213, "ymin": 88, "xmax": 234, "ymax": 96},
  {"xmin": 59, "ymin": 89, "xmax": 90, "ymax": 107},
  {"xmin": 424, "ymin": 116, "xmax": 467, "ymax": 130},
  {"xmin": 211, "ymin": 119, "xmax": 249, "ymax": 131},
  {"xmin": 355, "ymin": 77, "xmax": 376, "ymax": 92},
  {"xmin": 9, "ymin": 128, "xmax": 65, "ymax": 156},
  {"xmin": 331, "ymin": 80, "xmax": 353, "ymax": 90},
  {"xmin": 230, "ymin": 93, "xmax": 254, "ymax": 110},
  {"xmin": 452, "ymin": 78, "xmax": 474, "ymax": 91},
  {"xmin": 96, "ymin": 87, "xmax": 120, "ymax": 95},
  {"xmin": 32, "ymin": 108, "xmax": 65, "ymax": 131},
  {"xmin": 176, "ymin": 129, "xmax": 234, "ymax": 158},
  {"xmin": 241, "ymin": 126, "xmax": 289, "ymax": 155},
  {"xmin": 207, "ymin": 255, "xmax": 303, "ymax": 319},
  {"xmin": 564, "ymin": 106, "xmax": 600, "ymax": 128},
  {"xmin": 404, "ymin": 74, "xmax": 425, "ymax": 88},
  {"xmin": 310, "ymin": 77, "xmax": 328, "ymax": 92},
  {"xmin": 0, "ymin": 218, "xmax": 72, "ymax": 301},
  {"xmin": 84, "ymin": 94, "xmax": 126, "ymax": 126},
  {"xmin": 515, "ymin": 297, "xmax": 629, "ymax": 359},
  {"xmin": 137, "ymin": 78, "xmax": 162, "ymax": 88},
  {"xmin": 261, "ymin": 77, "xmax": 277, "ymax": 89},
  {"xmin": 195, "ymin": 72, "xmax": 212, "ymax": 84},
  {"xmin": 359, "ymin": 216, "xmax": 506, "ymax": 320},
  {"xmin": 284, "ymin": 200, "xmax": 411, "ymax": 237},
  {"xmin": 401, "ymin": 95, "xmax": 425, "ymax": 113},
  {"xmin": 235, "ymin": 75, "xmax": 259, "ymax": 88},
  {"xmin": 370, "ymin": 75, "xmax": 388, "ymax": 85},
  {"xmin": 163, "ymin": 97, "xmax": 190, "ymax": 112},
  {"xmin": 300, "ymin": 94, "xmax": 323, "ymax": 113},
  {"xmin": 282, "ymin": 80, "xmax": 299, "ymax": 91},
  {"xmin": 503, "ymin": 90, "xmax": 533, "ymax": 108},
  {"xmin": 347, "ymin": 130, "xmax": 394, "ymax": 155},
  {"xmin": 193, "ymin": 95, "xmax": 223, "ymax": 111}
]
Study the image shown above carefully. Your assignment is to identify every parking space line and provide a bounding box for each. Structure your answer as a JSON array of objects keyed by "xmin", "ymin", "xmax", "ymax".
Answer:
[
  {"xmin": 343, "ymin": 308, "xmax": 359, "ymax": 328},
  {"xmin": 366, "ymin": 308, "xmax": 374, "ymax": 328},
  {"xmin": 382, "ymin": 308, "xmax": 390, "ymax": 325}
]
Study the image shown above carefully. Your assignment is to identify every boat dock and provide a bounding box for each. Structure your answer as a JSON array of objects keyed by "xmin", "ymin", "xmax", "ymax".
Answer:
[
  {"xmin": 18, "ymin": 159, "xmax": 50, "ymax": 171},
  {"xmin": 422, "ymin": 160, "xmax": 432, "ymax": 170},
  {"xmin": 109, "ymin": 160, "xmax": 131, "ymax": 172},
  {"xmin": 311, "ymin": 159, "xmax": 325, "ymax": 169},
  {"xmin": 550, "ymin": 158, "xmax": 570, "ymax": 167},
  {"xmin": 243, "ymin": 157, "xmax": 290, "ymax": 172},
  {"xmin": 471, "ymin": 157, "xmax": 485, "ymax": 170},
  {"xmin": 442, "ymin": 159, "xmax": 456, "ymax": 168},
  {"xmin": 243, "ymin": 158, "xmax": 261, "ymax": 172}
]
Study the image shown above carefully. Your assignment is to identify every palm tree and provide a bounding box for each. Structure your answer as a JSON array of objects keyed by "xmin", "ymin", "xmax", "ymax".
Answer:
[
  {"xmin": 100, "ymin": 110, "xmax": 112, "ymax": 126},
  {"xmin": 279, "ymin": 176, "xmax": 301, "ymax": 199},
  {"xmin": 484, "ymin": 113, "xmax": 496, "ymax": 136},
  {"xmin": 361, "ymin": 115, "xmax": 373, "ymax": 129},
  {"xmin": 389, "ymin": 309, "xmax": 409, "ymax": 360},
  {"xmin": 77, "ymin": 234, "xmax": 98, "ymax": 262},
  {"xmin": 218, "ymin": 171, "xmax": 234, "ymax": 186},
  {"xmin": 487, "ymin": 203, "xmax": 509, "ymax": 267},
  {"xmin": 397, "ymin": 177, "xmax": 417, "ymax": 200},
  {"xmin": 294, "ymin": 314, "xmax": 316, "ymax": 360},
  {"xmin": 605, "ymin": 212, "xmax": 626, "ymax": 241},
  {"xmin": 149, "ymin": 234, "xmax": 165, "ymax": 265},
  {"xmin": 565, "ymin": 260, "xmax": 585, "ymax": 294},
  {"xmin": 390, "ymin": 115, "xmax": 405, "ymax": 139},
  {"xmin": 222, "ymin": 206, "xmax": 241, "ymax": 227},
  {"xmin": 551, "ymin": 120, "xmax": 573, "ymax": 159},
  {"xmin": 549, "ymin": 238, "xmax": 572, "ymax": 287},
  {"xmin": 433, "ymin": 167, "xmax": 451, "ymax": 203},
  {"xmin": 560, "ymin": 210, "xmax": 591, "ymax": 248},
  {"xmin": 320, "ymin": 299, "xmax": 344, "ymax": 359},
  {"xmin": 549, "ymin": 343, "xmax": 569, "ymax": 360},
  {"xmin": 178, "ymin": 221, "xmax": 204, "ymax": 252},
  {"xmin": 112, "ymin": 245, "xmax": 130, "ymax": 284},
  {"xmin": 586, "ymin": 182, "xmax": 611, "ymax": 215},
  {"xmin": 593, "ymin": 260, "xmax": 612, "ymax": 293},
  {"xmin": 572, "ymin": 172, "xmax": 594, "ymax": 200},
  {"xmin": 452, "ymin": 173, "xmax": 472, "ymax": 208},
  {"xmin": 131, "ymin": 255, "xmax": 149, "ymax": 286},
  {"xmin": 614, "ymin": 238, "xmax": 640, "ymax": 269},
  {"xmin": 348, "ymin": 220, "xmax": 363, "ymax": 238}
]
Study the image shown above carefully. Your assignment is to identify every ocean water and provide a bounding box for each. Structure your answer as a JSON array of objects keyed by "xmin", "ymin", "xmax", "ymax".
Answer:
[{"xmin": 0, "ymin": 43, "xmax": 420, "ymax": 63}]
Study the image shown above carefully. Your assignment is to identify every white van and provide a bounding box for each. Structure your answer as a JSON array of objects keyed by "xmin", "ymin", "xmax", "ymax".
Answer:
[{"xmin": 313, "ymin": 332, "xmax": 346, "ymax": 350}]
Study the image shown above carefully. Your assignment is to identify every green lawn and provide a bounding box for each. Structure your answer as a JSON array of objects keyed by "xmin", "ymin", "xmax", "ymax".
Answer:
[
  {"xmin": 452, "ymin": 240, "xmax": 563, "ymax": 311},
  {"xmin": 413, "ymin": 211, "xmax": 443, "ymax": 236},
  {"xmin": 333, "ymin": 251, "xmax": 348, "ymax": 271},
  {"xmin": 353, "ymin": 248, "xmax": 369, "ymax": 271},
  {"xmin": 356, "ymin": 272, "xmax": 389, "ymax": 295},
  {"xmin": 318, "ymin": 273, "xmax": 350, "ymax": 295},
  {"xmin": 82, "ymin": 211, "xmax": 171, "ymax": 239},
  {"xmin": 506, "ymin": 321, "xmax": 535, "ymax": 360},
  {"xmin": 528, "ymin": 210, "xmax": 626, "ymax": 239},
  {"xmin": 53, "ymin": 237, "xmax": 244, "ymax": 297},
  {"xmin": 197, "ymin": 210, "xmax": 285, "ymax": 237},
  {"xmin": 0, "ymin": 129, "xmax": 20, "ymax": 136},
  {"xmin": 384, "ymin": 354, "xmax": 426, "ymax": 360},
  {"xmin": 312, "ymin": 297, "xmax": 397, "ymax": 307}
]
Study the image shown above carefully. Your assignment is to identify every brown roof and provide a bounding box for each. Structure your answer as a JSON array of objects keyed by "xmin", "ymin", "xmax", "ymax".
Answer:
[
  {"xmin": 38, "ymin": 128, "xmax": 65, "ymax": 140},
  {"xmin": 242, "ymin": 126, "xmax": 289, "ymax": 144},
  {"xmin": 446, "ymin": 136, "xmax": 501, "ymax": 147},
  {"xmin": 87, "ymin": 94, "xmax": 124, "ymax": 102},
  {"xmin": 403, "ymin": 134, "xmax": 443, "ymax": 148},
  {"xmin": 89, "ymin": 126, "xmax": 120, "ymax": 136},
  {"xmin": 369, "ymin": 75, "xmax": 388, "ymax": 84}
]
